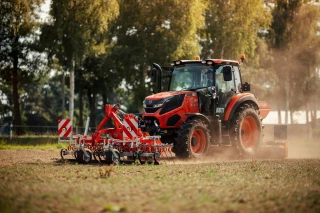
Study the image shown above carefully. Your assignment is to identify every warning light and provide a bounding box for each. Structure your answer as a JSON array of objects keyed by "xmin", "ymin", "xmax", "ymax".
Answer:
[{"xmin": 240, "ymin": 54, "xmax": 245, "ymax": 62}]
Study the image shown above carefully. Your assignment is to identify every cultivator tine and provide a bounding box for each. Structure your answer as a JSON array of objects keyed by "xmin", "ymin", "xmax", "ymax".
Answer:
[
  {"xmin": 151, "ymin": 143, "xmax": 174, "ymax": 164},
  {"xmin": 162, "ymin": 144, "xmax": 175, "ymax": 164},
  {"xmin": 93, "ymin": 150, "xmax": 100, "ymax": 162}
]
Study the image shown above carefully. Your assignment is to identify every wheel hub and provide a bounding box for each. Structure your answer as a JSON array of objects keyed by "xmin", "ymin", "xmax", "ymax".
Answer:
[{"xmin": 191, "ymin": 137, "xmax": 198, "ymax": 146}]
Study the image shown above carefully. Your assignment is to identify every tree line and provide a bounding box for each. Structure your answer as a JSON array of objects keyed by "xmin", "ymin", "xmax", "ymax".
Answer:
[{"xmin": 1, "ymin": 0, "xmax": 320, "ymax": 135}]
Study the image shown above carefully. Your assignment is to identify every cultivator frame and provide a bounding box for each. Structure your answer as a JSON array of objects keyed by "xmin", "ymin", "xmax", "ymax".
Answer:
[{"xmin": 60, "ymin": 103, "xmax": 173, "ymax": 164}]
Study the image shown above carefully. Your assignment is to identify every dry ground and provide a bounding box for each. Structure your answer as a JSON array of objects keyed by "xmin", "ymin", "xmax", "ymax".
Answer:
[{"xmin": 0, "ymin": 134, "xmax": 319, "ymax": 213}]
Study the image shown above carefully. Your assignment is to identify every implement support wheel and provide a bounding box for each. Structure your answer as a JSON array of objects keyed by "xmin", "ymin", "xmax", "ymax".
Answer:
[{"xmin": 76, "ymin": 149, "xmax": 92, "ymax": 164}]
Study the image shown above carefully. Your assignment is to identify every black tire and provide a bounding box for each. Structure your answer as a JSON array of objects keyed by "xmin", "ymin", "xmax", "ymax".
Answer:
[
  {"xmin": 229, "ymin": 105, "xmax": 262, "ymax": 157},
  {"xmin": 174, "ymin": 119, "xmax": 210, "ymax": 158},
  {"xmin": 76, "ymin": 149, "xmax": 92, "ymax": 164},
  {"xmin": 105, "ymin": 150, "xmax": 120, "ymax": 165},
  {"xmin": 93, "ymin": 150, "xmax": 100, "ymax": 162},
  {"xmin": 60, "ymin": 149, "xmax": 67, "ymax": 159}
]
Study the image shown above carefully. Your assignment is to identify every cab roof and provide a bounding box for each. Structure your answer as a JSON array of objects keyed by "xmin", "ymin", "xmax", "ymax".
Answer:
[{"xmin": 172, "ymin": 59, "xmax": 240, "ymax": 66}]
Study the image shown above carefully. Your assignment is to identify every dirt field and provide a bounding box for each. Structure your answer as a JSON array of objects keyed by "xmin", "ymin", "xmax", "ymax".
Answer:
[{"xmin": 0, "ymin": 135, "xmax": 320, "ymax": 213}]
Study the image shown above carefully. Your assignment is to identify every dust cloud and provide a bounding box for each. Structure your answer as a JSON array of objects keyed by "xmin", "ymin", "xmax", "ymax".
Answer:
[{"xmin": 171, "ymin": 124, "xmax": 320, "ymax": 165}]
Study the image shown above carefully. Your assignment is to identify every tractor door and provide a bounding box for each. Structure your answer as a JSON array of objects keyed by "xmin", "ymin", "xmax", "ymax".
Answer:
[{"xmin": 214, "ymin": 65, "xmax": 241, "ymax": 119}]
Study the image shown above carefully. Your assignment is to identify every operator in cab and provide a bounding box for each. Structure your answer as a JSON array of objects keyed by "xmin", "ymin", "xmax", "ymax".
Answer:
[{"xmin": 206, "ymin": 69, "xmax": 213, "ymax": 87}]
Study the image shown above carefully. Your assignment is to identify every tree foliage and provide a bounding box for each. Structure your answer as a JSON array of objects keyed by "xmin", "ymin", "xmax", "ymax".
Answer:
[
  {"xmin": 41, "ymin": 0, "xmax": 119, "ymax": 123},
  {"xmin": 0, "ymin": 0, "xmax": 45, "ymax": 134},
  {"xmin": 110, "ymin": 0, "xmax": 206, "ymax": 112},
  {"xmin": 201, "ymin": 0, "xmax": 271, "ymax": 61},
  {"xmin": 268, "ymin": 0, "xmax": 320, "ymax": 124}
]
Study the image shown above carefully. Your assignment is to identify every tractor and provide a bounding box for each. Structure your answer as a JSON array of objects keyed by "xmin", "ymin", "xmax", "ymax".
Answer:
[{"xmin": 141, "ymin": 55, "xmax": 275, "ymax": 159}]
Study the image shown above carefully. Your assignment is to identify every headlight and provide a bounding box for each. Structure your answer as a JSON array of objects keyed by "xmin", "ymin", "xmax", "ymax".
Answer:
[
  {"xmin": 153, "ymin": 102, "xmax": 164, "ymax": 108},
  {"xmin": 144, "ymin": 97, "xmax": 174, "ymax": 108},
  {"xmin": 154, "ymin": 97, "xmax": 173, "ymax": 108}
]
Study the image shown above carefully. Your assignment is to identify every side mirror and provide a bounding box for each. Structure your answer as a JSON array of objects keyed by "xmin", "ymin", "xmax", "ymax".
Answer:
[
  {"xmin": 151, "ymin": 68, "xmax": 157, "ymax": 82},
  {"xmin": 241, "ymin": 82, "xmax": 250, "ymax": 91},
  {"xmin": 223, "ymin": 66, "xmax": 232, "ymax": 81}
]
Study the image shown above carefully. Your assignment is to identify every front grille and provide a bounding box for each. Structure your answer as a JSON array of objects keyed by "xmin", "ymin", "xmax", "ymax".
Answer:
[
  {"xmin": 144, "ymin": 107, "xmax": 161, "ymax": 113},
  {"xmin": 160, "ymin": 94, "xmax": 185, "ymax": 115}
]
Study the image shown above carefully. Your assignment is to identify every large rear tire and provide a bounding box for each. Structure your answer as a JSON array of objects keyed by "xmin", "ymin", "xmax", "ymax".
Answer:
[
  {"xmin": 230, "ymin": 105, "xmax": 262, "ymax": 157},
  {"xmin": 174, "ymin": 119, "xmax": 210, "ymax": 159}
]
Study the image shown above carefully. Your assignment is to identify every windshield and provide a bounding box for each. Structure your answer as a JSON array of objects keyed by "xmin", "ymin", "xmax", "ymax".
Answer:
[{"xmin": 169, "ymin": 64, "xmax": 212, "ymax": 91}]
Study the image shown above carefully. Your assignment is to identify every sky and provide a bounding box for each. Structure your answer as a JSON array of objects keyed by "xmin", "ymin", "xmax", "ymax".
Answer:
[
  {"xmin": 39, "ymin": 0, "xmax": 51, "ymax": 22},
  {"xmin": 263, "ymin": 111, "xmax": 320, "ymax": 124}
]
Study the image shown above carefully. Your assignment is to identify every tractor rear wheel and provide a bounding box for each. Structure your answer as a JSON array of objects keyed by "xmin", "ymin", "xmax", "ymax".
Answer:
[
  {"xmin": 174, "ymin": 119, "xmax": 210, "ymax": 158},
  {"xmin": 230, "ymin": 105, "xmax": 262, "ymax": 157}
]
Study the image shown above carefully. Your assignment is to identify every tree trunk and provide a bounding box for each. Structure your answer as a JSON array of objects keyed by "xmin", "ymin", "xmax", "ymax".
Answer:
[
  {"xmin": 87, "ymin": 89, "xmax": 96, "ymax": 128},
  {"xmin": 78, "ymin": 69, "xmax": 84, "ymax": 127},
  {"xmin": 12, "ymin": 37, "xmax": 24, "ymax": 135},
  {"xmin": 285, "ymin": 73, "xmax": 289, "ymax": 124},
  {"xmin": 277, "ymin": 102, "xmax": 282, "ymax": 124},
  {"xmin": 102, "ymin": 90, "xmax": 107, "ymax": 106},
  {"xmin": 62, "ymin": 70, "xmax": 65, "ymax": 119},
  {"xmin": 69, "ymin": 56, "xmax": 75, "ymax": 125},
  {"xmin": 79, "ymin": 85, "xmax": 84, "ymax": 128}
]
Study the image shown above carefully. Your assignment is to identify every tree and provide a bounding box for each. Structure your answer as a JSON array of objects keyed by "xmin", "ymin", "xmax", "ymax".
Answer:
[
  {"xmin": 109, "ymin": 0, "xmax": 206, "ymax": 112},
  {"xmin": 41, "ymin": 0, "xmax": 119, "ymax": 125},
  {"xmin": 289, "ymin": 3, "xmax": 320, "ymax": 134},
  {"xmin": 269, "ymin": 0, "xmax": 320, "ymax": 127},
  {"xmin": 0, "ymin": 0, "xmax": 45, "ymax": 135},
  {"xmin": 201, "ymin": 0, "xmax": 271, "ymax": 61}
]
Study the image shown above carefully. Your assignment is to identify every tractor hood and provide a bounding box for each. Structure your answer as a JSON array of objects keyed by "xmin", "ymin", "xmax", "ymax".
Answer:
[
  {"xmin": 145, "ymin": 91, "xmax": 190, "ymax": 100},
  {"xmin": 143, "ymin": 91, "xmax": 194, "ymax": 109}
]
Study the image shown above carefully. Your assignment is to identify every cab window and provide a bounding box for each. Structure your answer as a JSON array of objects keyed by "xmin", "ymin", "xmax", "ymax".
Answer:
[
  {"xmin": 215, "ymin": 65, "xmax": 234, "ymax": 93},
  {"xmin": 233, "ymin": 66, "xmax": 241, "ymax": 93}
]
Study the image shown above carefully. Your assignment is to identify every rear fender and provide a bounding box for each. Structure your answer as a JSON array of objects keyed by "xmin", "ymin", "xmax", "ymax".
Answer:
[
  {"xmin": 257, "ymin": 101, "xmax": 271, "ymax": 119},
  {"xmin": 223, "ymin": 93, "xmax": 258, "ymax": 122}
]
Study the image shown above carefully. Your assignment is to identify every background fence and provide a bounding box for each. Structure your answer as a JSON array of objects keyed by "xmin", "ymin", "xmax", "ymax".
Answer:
[
  {"xmin": 1, "ymin": 123, "xmax": 318, "ymax": 139},
  {"xmin": 0, "ymin": 124, "xmax": 97, "ymax": 137}
]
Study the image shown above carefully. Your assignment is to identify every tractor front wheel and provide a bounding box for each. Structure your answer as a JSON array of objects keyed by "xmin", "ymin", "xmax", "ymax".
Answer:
[
  {"xmin": 230, "ymin": 105, "xmax": 262, "ymax": 157},
  {"xmin": 174, "ymin": 119, "xmax": 210, "ymax": 159}
]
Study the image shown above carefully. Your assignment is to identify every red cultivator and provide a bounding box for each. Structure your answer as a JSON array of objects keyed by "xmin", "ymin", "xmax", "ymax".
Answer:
[{"xmin": 60, "ymin": 103, "xmax": 173, "ymax": 165}]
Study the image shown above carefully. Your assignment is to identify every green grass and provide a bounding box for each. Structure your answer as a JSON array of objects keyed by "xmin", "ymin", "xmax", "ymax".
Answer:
[
  {"xmin": 0, "ymin": 142, "xmax": 65, "ymax": 150},
  {"xmin": 0, "ymin": 150, "xmax": 319, "ymax": 213},
  {"xmin": 0, "ymin": 137, "xmax": 66, "ymax": 150},
  {"xmin": 0, "ymin": 135, "xmax": 57, "ymax": 144}
]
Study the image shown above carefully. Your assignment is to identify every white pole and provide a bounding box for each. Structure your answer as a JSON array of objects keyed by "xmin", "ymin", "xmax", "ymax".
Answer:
[
  {"xmin": 84, "ymin": 117, "xmax": 90, "ymax": 136},
  {"xmin": 10, "ymin": 123, "xmax": 12, "ymax": 140}
]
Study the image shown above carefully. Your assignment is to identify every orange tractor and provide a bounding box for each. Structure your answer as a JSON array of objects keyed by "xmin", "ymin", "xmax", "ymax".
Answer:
[{"xmin": 141, "ymin": 55, "xmax": 287, "ymax": 159}]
